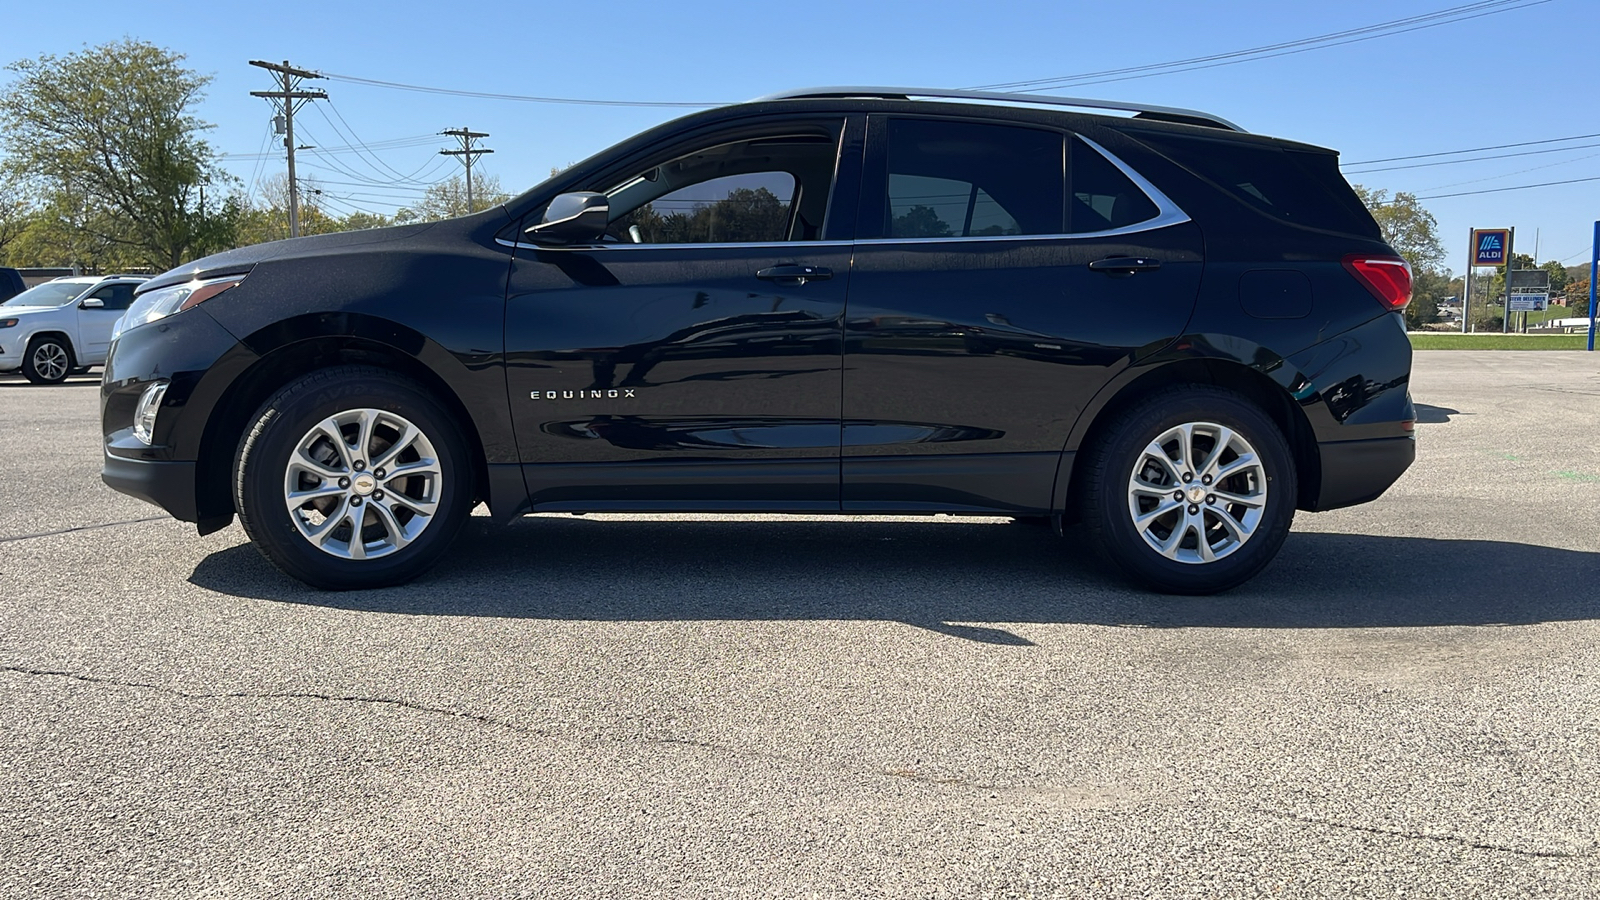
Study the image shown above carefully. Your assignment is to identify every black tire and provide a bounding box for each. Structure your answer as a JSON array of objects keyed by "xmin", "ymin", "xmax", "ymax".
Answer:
[
  {"xmin": 233, "ymin": 365, "xmax": 473, "ymax": 590},
  {"xmin": 21, "ymin": 335, "xmax": 73, "ymax": 384},
  {"xmin": 1078, "ymin": 386, "xmax": 1296, "ymax": 595}
]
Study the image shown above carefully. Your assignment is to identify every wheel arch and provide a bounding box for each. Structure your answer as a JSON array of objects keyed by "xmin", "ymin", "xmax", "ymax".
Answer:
[
  {"xmin": 191, "ymin": 321, "xmax": 494, "ymax": 533},
  {"xmin": 25, "ymin": 328, "xmax": 78, "ymax": 359},
  {"xmin": 1058, "ymin": 355, "xmax": 1322, "ymax": 516}
]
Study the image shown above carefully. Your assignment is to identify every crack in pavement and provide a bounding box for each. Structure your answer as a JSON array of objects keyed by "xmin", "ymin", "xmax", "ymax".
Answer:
[
  {"xmin": 0, "ymin": 665, "xmax": 1000, "ymax": 792},
  {"xmin": 1257, "ymin": 806, "xmax": 1592, "ymax": 860},
  {"xmin": 0, "ymin": 516, "xmax": 168, "ymax": 545}
]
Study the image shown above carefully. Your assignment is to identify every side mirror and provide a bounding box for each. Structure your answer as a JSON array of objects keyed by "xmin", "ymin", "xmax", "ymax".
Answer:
[
  {"xmin": 525, "ymin": 192, "xmax": 609, "ymax": 245},
  {"xmin": 80, "ymin": 297, "xmax": 105, "ymax": 309}
]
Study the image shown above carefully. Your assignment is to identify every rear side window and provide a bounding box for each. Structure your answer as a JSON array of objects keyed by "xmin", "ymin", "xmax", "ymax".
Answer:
[
  {"xmin": 883, "ymin": 119, "xmax": 1064, "ymax": 238},
  {"xmin": 1136, "ymin": 134, "xmax": 1379, "ymax": 237},
  {"xmin": 1069, "ymin": 138, "xmax": 1160, "ymax": 233}
]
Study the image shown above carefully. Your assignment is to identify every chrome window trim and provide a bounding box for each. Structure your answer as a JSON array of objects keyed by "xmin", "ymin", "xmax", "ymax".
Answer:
[
  {"xmin": 496, "ymin": 237, "xmax": 856, "ymax": 252},
  {"xmin": 1072, "ymin": 135, "xmax": 1192, "ymax": 233},
  {"xmin": 495, "ymin": 138, "xmax": 1190, "ymax": 251}
]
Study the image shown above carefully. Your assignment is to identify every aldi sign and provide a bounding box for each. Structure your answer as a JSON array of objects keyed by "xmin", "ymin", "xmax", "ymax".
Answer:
[{"xmin": 1472, "ymin": 229, "xmax": 1511, "ymax": 266}]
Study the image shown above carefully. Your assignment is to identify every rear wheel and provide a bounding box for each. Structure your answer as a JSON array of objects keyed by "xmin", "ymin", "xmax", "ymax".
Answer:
[
  {"xmin": 1078, "ymin": 386, "xmax": 1296, "ymax": 594},
  {"xmin": 21, "ymin": 336, "xmax": 72, "ymax": 384},
  {"xmin": 234, "ymin": 366, "xmax": 473, "ymax": 589}
]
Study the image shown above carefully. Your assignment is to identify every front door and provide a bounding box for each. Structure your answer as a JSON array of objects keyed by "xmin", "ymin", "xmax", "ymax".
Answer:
[
  {"xmin": 504, "ymin": 116, "xmax": 863, "ymax": 511},
  {"xmin": 78, "ymin": 282, "xmax": 135, "ymax": 362}
]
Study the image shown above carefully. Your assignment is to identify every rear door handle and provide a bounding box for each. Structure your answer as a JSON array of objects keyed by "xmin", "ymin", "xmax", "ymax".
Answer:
[
  {"xmin": 756, "ymin": 264, "xmax": 833, "ymax": 284},
  {"xmin": 1088, "ymin": 256, "xmax": 1162, "ymax": 275}
]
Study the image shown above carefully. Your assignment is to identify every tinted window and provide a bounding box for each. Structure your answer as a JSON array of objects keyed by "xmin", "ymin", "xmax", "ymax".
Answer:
[
  {"xmin": 606, "ymin": 132, "xmax": 838, "ymax": 244},
  {"xmin": 884, "ymin": 120, "xmax": 1064, "ymax": 238},
  {"xmin": 1069, "ymin": 139, "xmax": 1160, "ymax": 233},
  {"xmin": 103, "ymin": 284, "xmax": 136, "ymax": 310},
  {"xmin": 614, "ymin": 171, "xmax": 796, "ymax": 244},
  {"xmin": 1135, "ymin": 133, "xmax": 1379, "ymax": 236}
]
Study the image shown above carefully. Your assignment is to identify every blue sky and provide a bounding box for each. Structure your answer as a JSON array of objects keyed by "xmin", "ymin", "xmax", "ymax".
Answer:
[{"xmin": 2, "ymin": 0, "xmax": 1594, "ymax": 272}]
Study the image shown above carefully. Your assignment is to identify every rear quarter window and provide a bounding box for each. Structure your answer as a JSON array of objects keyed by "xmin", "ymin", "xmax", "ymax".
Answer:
[{"xmin": 1133, "ymin": 134, "xmax": 1379, "ymax": 238}]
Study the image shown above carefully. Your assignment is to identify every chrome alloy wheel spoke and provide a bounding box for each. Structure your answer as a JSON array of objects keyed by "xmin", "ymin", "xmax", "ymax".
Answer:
[
  {"xmin": 1126, "ymin": 421, "xmax": 1268, "ymax": 565},
  {"xmin": 282, "ymin": 408, "xmax": 442, "ymax": 560}
]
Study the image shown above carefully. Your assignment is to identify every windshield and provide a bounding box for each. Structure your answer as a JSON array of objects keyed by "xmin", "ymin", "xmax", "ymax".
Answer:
[{"xmin": 1, "ymin": 281, "xmax": 91, "ymax": 308}]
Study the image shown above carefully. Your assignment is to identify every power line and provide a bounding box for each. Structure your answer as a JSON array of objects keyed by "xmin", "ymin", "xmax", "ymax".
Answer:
[
  {"xmin": 222, "ymin": 134, "xmax": 438, "ymax": 161},
  {"xmin": 1345, "ymin": 131, "xmax": 1600, "ymax": 166},
  {"xmin": 324, "ymin": 99, "xmax": 446, "ymax": 185},
  {"xmin": 970, "ymin": 0, "xmax": 1548, "ymax": 92},
  {"xmin": 319, "ymin": 71, "xmax": 721, "ymax": 108},
  {"xmin": 1413, "ymin": 175, "xmax": 1600, "ymax": 200},
  {"xmin": 245, "ymin": 121, "xmax": 274, "ymax": 199},
  {"xmin": 1411, "ymin": 149, "xmax": 1600, "ymax": 193},
  {"xmin": 1345, "ymin": 141, "xmax": 1600, "ymax": 174},
  {"xmin": 295, "ymin": 120, "xmax": 449, "ymax": 188}
]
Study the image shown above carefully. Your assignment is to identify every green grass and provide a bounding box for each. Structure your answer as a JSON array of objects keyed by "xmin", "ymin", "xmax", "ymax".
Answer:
[{"xmin": 1409, "ymin": 333, "xmax": 1592, "ymax": 350}]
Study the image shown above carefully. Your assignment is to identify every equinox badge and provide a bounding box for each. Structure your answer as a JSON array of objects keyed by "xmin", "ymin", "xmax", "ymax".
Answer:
[{"xmin": 531, "ymin": 389, "xmax": 637, "ymax": 400}]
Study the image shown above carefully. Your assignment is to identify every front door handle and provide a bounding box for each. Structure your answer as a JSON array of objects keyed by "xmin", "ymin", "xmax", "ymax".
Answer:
[
  {"xmin": 1088, "ymin": 256, "xmax": 1162, "ymax": 275},
  {"xmin": 756, "ymin": 264, "xmax": 833, "ymax": 285}
]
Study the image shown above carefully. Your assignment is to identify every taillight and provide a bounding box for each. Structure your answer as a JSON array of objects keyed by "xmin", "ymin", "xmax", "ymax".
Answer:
[{"xmin": 1343, "ymin": 254, "xmax": 1412, "ymax": 311}]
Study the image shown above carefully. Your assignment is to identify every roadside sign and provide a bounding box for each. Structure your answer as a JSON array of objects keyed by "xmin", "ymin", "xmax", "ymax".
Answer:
[
  {"xmin": 1472, "ymin": 229, "xmax": 1511, "ymax": 266},
  {"xmin": 1508, "ymin": 291, "xmax": 1548, "ymax": 311}
]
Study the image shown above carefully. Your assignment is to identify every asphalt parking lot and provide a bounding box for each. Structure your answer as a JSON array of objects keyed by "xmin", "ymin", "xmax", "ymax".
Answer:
[{"xmin": 2, "ymin": 351, "xmax": 1597, "ymax": 899}]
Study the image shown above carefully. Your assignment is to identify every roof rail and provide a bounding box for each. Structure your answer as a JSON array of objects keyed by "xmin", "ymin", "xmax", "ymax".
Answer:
[{"xmin": 750, "ymin": 86, "xmax": 1244, "ymax": 132}]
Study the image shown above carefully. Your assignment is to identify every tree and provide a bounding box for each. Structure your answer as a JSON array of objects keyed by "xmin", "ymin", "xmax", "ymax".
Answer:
[
  {"xmin": 0, "ymin": 174, "xmax": 30, "ymax": 263},
  {"xmin": 1542, "ymin": 259, "xmax": 1570, "ymax": 295},
  {"xmin": 0, "ymin": 40, "xmax": 234, "ymax": 270},
  {"xmin": 1567, "ymin": 277, "xmax": 1592, "ymax": 313},
  {"xmin": 612, "ymin": 188, "xmax": 791, "ymax": 244},
  {"xmin": 395, "ymin": 174, "xmax": 510, "ymax": 223},
  {"xmin": 1352, "ymin": 186, "xmax": 1446, "ymax": 274},
  {"xmin": 338, "ymin": 210, "xmax": 393, "ymax": 231},
  {"xmin": 891, "ymin": 205, "xmax": 952, "ymax": 239},
  {"xmin": 1352, "ymin": 185, "xmax": 1448, "ymax": 329}
]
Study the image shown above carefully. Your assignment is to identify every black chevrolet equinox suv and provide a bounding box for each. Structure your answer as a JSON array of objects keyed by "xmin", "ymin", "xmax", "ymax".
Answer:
[{"xmin": 102, "ymin": 87, "xmax": 1415, "ymax": 594}]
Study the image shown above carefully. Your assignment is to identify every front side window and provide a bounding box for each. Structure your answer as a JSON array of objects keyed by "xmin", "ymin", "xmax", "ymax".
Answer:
[
  {"xmin": 883, "ymin": 119, "xmax": 1064, "ymax": 239},
  {"xmin": 94, "ymin": 284, "xmax": 136, "ymax": 310},
  {"xmin": 605, "ymin": 130, "xmax": 839, "ymax": 244}
]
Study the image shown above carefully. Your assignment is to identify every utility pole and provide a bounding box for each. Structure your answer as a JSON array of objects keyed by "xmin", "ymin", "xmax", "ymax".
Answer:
[
  {"xmin": 249, "ymin": 60, "xmax": 326, "ymax": 238},
  {"xmin": 440, "ymin": 128, "xmax": 492, "ymax": 213}
]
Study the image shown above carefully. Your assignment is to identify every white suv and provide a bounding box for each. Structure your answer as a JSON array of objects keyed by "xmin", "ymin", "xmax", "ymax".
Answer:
[{"xmin": 0, "ymin": 276, "xmax": 146, "ymax": 384}]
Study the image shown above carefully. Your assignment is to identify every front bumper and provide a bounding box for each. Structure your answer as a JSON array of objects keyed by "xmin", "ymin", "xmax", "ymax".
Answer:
[
  {"xmin": 100, "ymin": 306, "xmax": 252, "ymax": 527},
  {"xmin": 102, "ymin": 454, "xmax": 199, "ymax": 522}
]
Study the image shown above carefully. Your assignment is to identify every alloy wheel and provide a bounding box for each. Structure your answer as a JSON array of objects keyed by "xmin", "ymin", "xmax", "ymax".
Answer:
[
  {"xmin": 283, "ymin": 408, "xmax": 443, "ymax": 560},
  {"xmin": 1126, "ymin": 421, "xmax": 1267, "ymax": 564},
  {"xmin": 31, "ymin": 343, "xmax": 69, "ymax": 381}
]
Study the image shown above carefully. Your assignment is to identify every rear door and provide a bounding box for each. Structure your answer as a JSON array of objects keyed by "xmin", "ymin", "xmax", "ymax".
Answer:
[{"xmin": 841, "ymin": 116, "xmax": 1206, "ymax": 513}]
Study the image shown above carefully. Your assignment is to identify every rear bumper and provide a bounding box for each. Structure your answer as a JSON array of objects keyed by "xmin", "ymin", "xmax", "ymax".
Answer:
[
  {"xmin": 102, "ymin": 453, "xmax": 199, "ymax": 521},
  {"xmin": 1311, "ymin": 435, "xmax": 1415, "ymax": 511}
]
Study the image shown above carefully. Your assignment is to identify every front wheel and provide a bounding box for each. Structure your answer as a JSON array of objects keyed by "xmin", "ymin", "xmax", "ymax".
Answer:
[
  {"xmin": 1078, "ymin": 386, "xmax": 1296, "ymax": 595},
  {"xmin": 233, "ymin": 366, "xmax": 473, "ymax": 589},
  {"xmin": 21, "ymin": 336, "xmax": 73, "ymax": 384}
]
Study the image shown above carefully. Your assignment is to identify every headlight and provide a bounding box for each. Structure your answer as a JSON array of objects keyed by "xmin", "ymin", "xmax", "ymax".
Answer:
[{"xmin": 114, "ymin": 273, "xmax": 246, "ymax": 340}]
